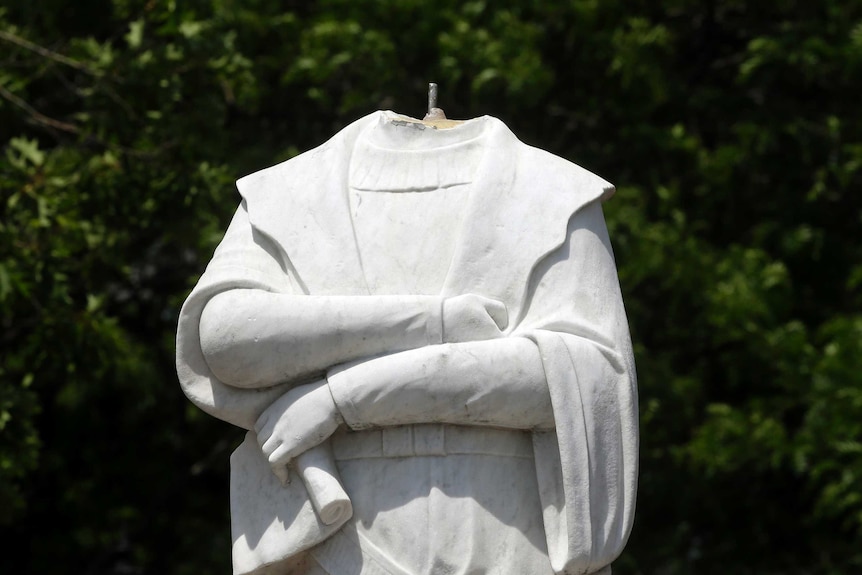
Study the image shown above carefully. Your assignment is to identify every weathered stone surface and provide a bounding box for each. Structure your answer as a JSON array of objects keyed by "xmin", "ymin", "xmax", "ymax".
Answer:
[{"xmin": 176, "ymin": 111, "xmax": 638, "ymax": 574}]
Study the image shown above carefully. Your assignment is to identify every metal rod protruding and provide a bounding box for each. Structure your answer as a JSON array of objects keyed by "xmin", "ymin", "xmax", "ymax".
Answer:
[
  {"xmin": 424, "ymin": 82, "xmax": 447, "ymax": 121},
  {"xmin": 428, "ymin": 83, "xmax": 438, "ymax": 115}
]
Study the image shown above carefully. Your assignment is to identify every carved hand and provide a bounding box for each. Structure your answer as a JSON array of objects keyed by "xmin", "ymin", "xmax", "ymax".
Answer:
[
  {"xmin": 254, "ymin": 380, "xmax": 344, "ymax": 483},
  {"xmin": 442, "ymin": 294, "xmax": 508, "ymax": 343}
]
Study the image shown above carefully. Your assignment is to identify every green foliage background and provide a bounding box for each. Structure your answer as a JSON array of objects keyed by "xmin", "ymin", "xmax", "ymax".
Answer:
[{"xmin": 1, "ymin": 1, "xmax": 861, "ymax": 573}]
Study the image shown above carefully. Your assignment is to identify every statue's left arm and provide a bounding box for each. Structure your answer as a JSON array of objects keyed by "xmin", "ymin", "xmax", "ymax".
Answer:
[{"xmin": 295, "ymin": 200, "xmax": 634, "ymax": 435}]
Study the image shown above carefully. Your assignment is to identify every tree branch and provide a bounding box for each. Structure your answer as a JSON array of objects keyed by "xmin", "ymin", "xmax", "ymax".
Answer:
[
  {"xmin": 0, "ymin": 82, "xmax": 174, "ymax": 158},
  {"xmin": 0, "ymin": 30, "xmax": 99, "ymax": 76},
  {"xmin": 0, "ymin": 82, "xmax": 81, "ymax": 134}
]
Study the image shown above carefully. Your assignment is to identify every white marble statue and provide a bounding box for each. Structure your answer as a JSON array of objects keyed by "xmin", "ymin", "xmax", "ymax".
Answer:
[{"xmin": 176, "ymin": 110, "xmax": 638, "ymax": 575}]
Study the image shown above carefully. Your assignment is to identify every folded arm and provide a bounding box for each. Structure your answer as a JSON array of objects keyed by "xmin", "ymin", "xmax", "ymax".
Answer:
[
  {"xmin": 178, "ymin": 200, "xmax": 510, "ymax": 429},
  {"xmin": 199, "ymin": 290, "xmax": 443, "ymax": 389},
  {"xmin": 199, "ymin": 290, "xmax": 509, "ymax": 389},
  {"xmin": 254, "ymin": 336, "xmax": 554, "ymax": 471},
  {"xmin": 328, "ymin": 337, "xmax": 554, "ymax": 430}
]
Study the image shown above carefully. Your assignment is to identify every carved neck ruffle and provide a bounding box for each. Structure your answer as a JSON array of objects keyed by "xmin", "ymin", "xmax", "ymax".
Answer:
[{"xmin": 349, "ymin": 111, "xmax": 488, "ymax": 192}]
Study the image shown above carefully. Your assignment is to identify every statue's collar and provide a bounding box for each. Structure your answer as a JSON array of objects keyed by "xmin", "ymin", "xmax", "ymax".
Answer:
[
  {"xmin": 349, "ymin": 112, "xmax": 489, "ymax": 192},
  {"xmin": 236, "ymin": 111, "xmax": 609, "ymax": 327}
]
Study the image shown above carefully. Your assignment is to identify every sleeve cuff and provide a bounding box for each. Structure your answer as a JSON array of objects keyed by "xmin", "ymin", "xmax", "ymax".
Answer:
[{"xmin": 326, "ymin": 367, "xmax": 367, "ymax": 430}]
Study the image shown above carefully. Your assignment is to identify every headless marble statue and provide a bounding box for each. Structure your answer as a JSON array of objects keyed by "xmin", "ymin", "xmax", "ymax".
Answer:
[{"xmin": 176, "ymin": 103, "xmax": 638, "ymax": 575}]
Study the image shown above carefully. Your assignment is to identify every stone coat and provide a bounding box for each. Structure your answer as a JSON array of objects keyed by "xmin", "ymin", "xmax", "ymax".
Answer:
[{"xmin": 176, "ymin": 112, "xmax": 638, "ymax": 575}]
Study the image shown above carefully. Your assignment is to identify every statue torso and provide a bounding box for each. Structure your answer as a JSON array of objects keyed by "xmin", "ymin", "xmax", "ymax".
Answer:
[{"xmin": 315, "ymin": 114, "xmax": 554, "ymax": 575}]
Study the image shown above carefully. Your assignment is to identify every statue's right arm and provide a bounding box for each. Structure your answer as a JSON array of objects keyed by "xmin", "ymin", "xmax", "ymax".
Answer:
[
  {"xmin": 199, "ymin": 290, "xmax": 507, "ymax": 389},
  {"xmin": 190, "ymin": 200, "xmax": 508, "ymax": 391},
  {"xmin": 178, "ymin": 201, "xmax": 506, "ymax": 428},
  {"xmin": 198, "ymin": 290, "xmax": 443, "ymax": 389}
]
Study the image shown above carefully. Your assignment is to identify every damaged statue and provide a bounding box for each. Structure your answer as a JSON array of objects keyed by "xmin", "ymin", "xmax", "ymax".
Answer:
[{"xmin": 176, "ymin": 107, "xmax": 638, "ymax": 575}]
